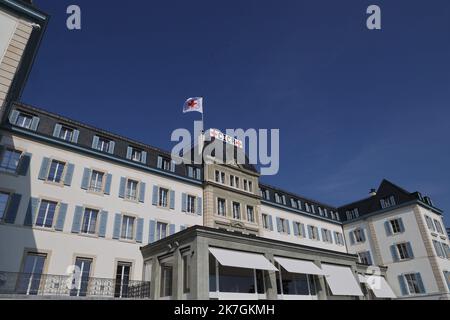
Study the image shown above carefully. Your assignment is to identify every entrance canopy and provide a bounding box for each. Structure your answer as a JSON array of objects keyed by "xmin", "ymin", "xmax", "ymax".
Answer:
[
  {"xmin": 209, "ymin": 247, "xmax": 278, "ymax": 271},
  {"xmin": 321, "ymin": 264, "xmax": 364, "ymax": 296},
  {"xmin": 274, "ymin": 257, "xmax": 326, "ymax": 275},
  {"xmin": 359, "ymin": 275, "xmax": 396, "ymax": 298}
]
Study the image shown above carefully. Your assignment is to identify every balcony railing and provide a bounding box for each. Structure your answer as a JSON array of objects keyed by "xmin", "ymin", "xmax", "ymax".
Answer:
[{"xmin": 0, "ymin": 272, "xmax": 151, "ymax": 299}]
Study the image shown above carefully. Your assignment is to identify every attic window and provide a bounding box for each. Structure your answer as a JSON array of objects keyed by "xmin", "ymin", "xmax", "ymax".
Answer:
[
  {"xmin": 380, "ymin": 196, "xmax": 396, "ymax": 209},
  {"xmin": 346, "ymin": 208, "xmax": 359, "ymax": 220}
]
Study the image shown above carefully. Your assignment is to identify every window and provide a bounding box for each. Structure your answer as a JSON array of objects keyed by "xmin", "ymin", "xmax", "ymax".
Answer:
[
  {"xmin": 404, "ymin": 273, "xmax": 425, "ymax": 295},
  {"xmin": 235, "ymin": 177, "xmax": 240, "ymax": 189},
  {"xmin": 278, "ymin": 218, "xmax": 289, "ymax": 234},
  {"xmin": 434, "ymin": 220, "xmax": 444, "ymax": 234},
  {"xmin": 182, "ymin": 255, "xmax": 191, "ymax": 294},
  {"xmin": 217, "ymin": 198, "xmax": 226, "ymax": 216},
  {"xmin": 160, "ymin": 262, "xmax": 173, "ymax": 297},
  {"xmin": 308, "ymin": 226, "xmax": 320, "ymax": 240},
  {"xmin": 187, "ymin": 166, "xmax": 201, "ymax": 180},
  {"xmin": 246, "ymin": 206, "xmax": 255, "ymax": 223},
  {"xmin": 115, "ymin": 263, "xmax": 131, "ymax": 298},
  {"xmin": 0, "ymin": 148, "xmax": 22, "ymax": 173},
  {"xmin": 125, "ymin": 179, "xmax": 139, "ymax": 201},
  {"xmin": 274, "ymin": 193, "xmax": 281, "ymax": 204},
  {"xmin": 322, "ymin": 229, "xmax": 333, "ymax": 243},
  {"xmin": 47, "ymin": 160, "xmax": 66, "ymax": 183},
  {"xmin": 305, "ymin": 203, "xmax": 311, "ymax": 213},
  {"xmin": 230, "ymin": 175, "xmax": 235, "ymax": 187},
  {"xmin": 380, "ymin": 196, "xmax": 396, "ymax": 209},
  {"xmin": 59, "ymin": 126, "xmax": 74, "ymax": 142},
  {"xmin": 70, "ymin": 258, "xmax": 92, "ymax": 297},
  {"xmin": 156, "ymin": 222, "xmax": 168, "ymax": 240},
  {"xmin": 15, "ymin": 112, "xmax": 33, "ymax": 129},
  {"xmin": 232, "ymin": 202, "xmax": 241, "ymax": 220},
  {"xmin": 335, "ymin": 232, "xmax": 345, "ymax": 246},
  {"xmin": 261, "ymin": 189, "xmax": 269, "ymax": 200},
  {"xmin": 243, "ymin": 180, "xmax": 248, "ymax": 191},
  {"xmin": 318, "ymin": 207, "xmax": 324, "ymax": 216},
  {"xmin": 276, "ymin": 266, "xmax": 317, "ymax": 296},
  {"xmin": 346, "ymin": 208, "xmax": 359, "ymax": 220},
  {"xmin": 425, "ymin": 216, "xmax": 436, "ymax": 232},
  {"xmin": 81, "ymin": 208, "xmax": 98, "ymax": 235},
  {"xmin": 353, "ymin": 229, "xmax": 365, "ymax": 243},
  {"xmin": 294, "ymin": 222, "xmax": 305, "ymax": 238},
  {"xmin": 89, "ymin": 170, "xmax": 104, "ymax": 193},
  {"xmin": 397, "ymin": 243, "xmax": 413, "ymax": 260},
  {"xmin": 162, "ymin": 158, "xmax": 171, "ymax": 171},
  {"xmin": 262, "ymin": 214, "xmax": 270, "ymax": 230},
  {"xmin": 310, "ymin": 205, "xmax": 316, "ymax": 214},
  {"xmin": 187, "ymin": 195, "xmax": 196, "ymax": 214},
  {"xmin": 433, "ymin": 241, "xmax": 448, "ymax": 259},
  {"xmin": 291, "ymin": 199, "xmax": 298, "ymax": 209},
  {"xmin": 35, "ymin": 200, "xmax": 57, "ymax": 228},
  {"xmin": 248, "ymin": 181, "xmax": 253, "ymax": 193},
  {"xmin": 390, "ymin": 218, "xmax": 404, "ymax": 234},
  {"xmin": 132, "ymin": 148, "xmax": 143, "ymax": 162},
  {"xmin": 96, "ymin": 137, "xmax": 112, "ymax": 153},
  {"xmin": 358, "ymin": 252, "xmax": 373, "ymax": 265},
  {"xmin": 158, "ymin": 188, "xmax": 169, "ymax": 207},
  {"xmin": 0, "ymin": 192, "xmax": 10, "ymax": 222},
  {"xmin": 215, "ymin": 171, "xmax": 225, "ymax": 184},
  {"xmin": 121, "ymin": 215, "xmax": 135, "ymax": 240},
  {"xmin": 323, "ymin": 208, "xmax": 329, "ymax": 218}
]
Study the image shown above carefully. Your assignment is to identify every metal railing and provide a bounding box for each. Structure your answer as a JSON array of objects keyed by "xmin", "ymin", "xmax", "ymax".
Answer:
[{"xmin": 0, "ymin": 272, "xmax": 151, "ymax": 299}]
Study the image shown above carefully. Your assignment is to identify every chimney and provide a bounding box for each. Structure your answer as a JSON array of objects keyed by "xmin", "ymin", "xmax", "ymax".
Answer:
[{"xmin": 369, "ymin": 189, "xmax": 377, "ymax": 197}]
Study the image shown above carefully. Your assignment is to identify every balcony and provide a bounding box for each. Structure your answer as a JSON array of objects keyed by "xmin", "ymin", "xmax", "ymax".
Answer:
[{"xmin": 0, "ymin": 272, "xmax": 151, "ymax": 299}]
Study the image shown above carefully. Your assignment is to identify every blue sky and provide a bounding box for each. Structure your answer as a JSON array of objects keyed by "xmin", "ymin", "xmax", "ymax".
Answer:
[{"xmin": 25, "ymin": 0, "xmax": 450, "ymax": 225}]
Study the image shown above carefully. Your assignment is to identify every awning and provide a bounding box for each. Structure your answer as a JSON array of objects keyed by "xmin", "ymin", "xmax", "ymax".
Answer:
[
  {"xmin": 321, "ymin": 264, "xmax": 364, "ymax": 296},
  {"xmin": 209, "ymin": 247, "xmax": 278, "ymax": 271},
  {"xmin": 274, "ymin": 257, "xmax": 326, "ymax": 275},
  {"xmin": 360, "ymin": 275, "xmax": 396, "ymax": 298}
]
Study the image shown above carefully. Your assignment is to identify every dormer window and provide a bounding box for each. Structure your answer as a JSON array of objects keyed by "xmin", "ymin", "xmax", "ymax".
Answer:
[
  {"xmin": 281, "ymin": 195, "xmax": 287, "ymax": 205},
  {"xmin": 297, "ymin": 200, "xmax": 302, "ymax": 210},
  {"xmin": 318, "ymin": 207, "xmax": 324, "ymax": 216},
  {"xmin": 187, "ymin": 166, "xmax": 201, "ymax": 180},
  {"xmin": 275, "ymin": 193, "xmax": 281, "ymax": 204},
  {"xmin": 127, "ymin": 146, "xmax": 147, "ymax": 164},
  {"xmin": 305, "ymin": 203, "xmax": 311, "ymax": 213},
  {"xmin": 291, "ymin": 199, "xmax": 298, "ymax": 209},
  {"xmin": 9, "ymin": 110, "xmax": 40, "ymax": 131},
  {"xmin": 346, "ymin": 208, "xmax": 360, "ymax": 220},
  {"xmin": 380, "ymin": 196, "xmax": 396, "ymax": 209},
  {"xmin": 92, "ymin": 136, "xmax": 115, "ymax": 154},
  {"xmin": 157, "ymin": 156, "xmax": 175, "ymax": 172}
]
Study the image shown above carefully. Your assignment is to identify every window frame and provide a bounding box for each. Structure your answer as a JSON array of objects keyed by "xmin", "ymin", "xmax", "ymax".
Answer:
[{"xmin": 0, "ymin": 148, "xmax": 22, "ymax": 174}]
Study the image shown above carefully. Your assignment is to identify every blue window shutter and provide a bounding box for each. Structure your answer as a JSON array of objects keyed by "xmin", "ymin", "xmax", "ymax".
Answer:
[
  {"xmin": 148, "ymin": 220, "xmax": 156, "ymax": 244},
  {"xmin": 308, "ymin": 226, "xmax": 313, "ymax": 239},
  {"xmin": 196, "ymin": 168, "xmax": 202, "ymax": 180},
  {"xmin": 367, "ymin": 252, "xmax": 373, "ymax": 265},
  {"xmin": 104, "ymin": 174, "xmax": 112, "ymax": 195},
  {"xmin": 170, "ymin": 190, "xmax": 175, "ymax": 209},
  {"xmin": 268, "ymin": 215, "xmax": 274, "ymax": 231},
  {"xmin": 126, "ymin": 147, "xmax": 133, "ymax": 160},
  {"xmin": 398, "ymin": 275, "xmax": 408, "ymax": 296},
  {"xmin": 53, "ymin": 124, "xmax": 62, "ymax": 138},
  {"xmin": 293, "ymin": 223, "xmax": 299, "ymax": 236},
  {"xmin": 170, "ymin": 161, "xmax": 176, "ymax": 172},
  {"xmin": 391, "ymin": 245, "xmax": 399, "ymax": 262},
  {"xmin": 30, "ymin": 117, "xmax": 40, "ymax": 131},
  {"xmin": 4, "ymin": 194, "xmax": 21, "ymax": 224},
  {"xmin": 9, "ymin": 110, "xmax": 19, "ymax": 124},
  {"xmin": 17, "ymin": 153, "xmax": 31, "ymax": 176},
  {"xmin": 157, "ymin": 156, "xmax": 163, "ymax": 169},
  {"xmin": 24, "ymin": 197, "xmax": 39, "ymax": 226},
  {"xmin": 361, "ymin": 229, "xmax": 366, "ymax": 242},
  {"xmin": 55, "ymin": 203, "xmax": 68, "ymax": 231},
  {"xmin": 197, "ymin": 197, "xmax": 202, "ymax": 216},
  {"xmin": 92, "ymin": 136, "xmax": 99, "ymax": 149},
  {"xmin": 136, "ymin": 218, "xmax": 144, "ymax": 243},
  {"xmin": 118, "ymin": 177, "xmax": 126, "ymax": 198},
  {"xmin": 64, "ymin": 163, "xmax": 75, "ymax": 186},
  {"xmin": 98, "ymin": 211, "xmax": 108, "ymax": 238},
  {"xmin": 139, "ymin": 182, "xmax": 146, "ymax": 203},
  {"xmin": 406, "ymin": 242, "xmax": 415, "ymax": 258},
  {"xmin": 321, "ymin": 229, "xmax": 326, "ymax": 240},
  {"xmin": 300, "ymin": 224, "xmax": 306, "ymax": 237},
  {"xmin": 113, "ymin": 213, "xmax": 122, "ymax": 239},
  {"xmin": 385, "ymin": 221, "xmax": 392, "ymax": 236},
  {"xmin": 398, "ymin": 218, "xmax": 405, "ymax": 233},
  {"xmin": 152, "ymin": 186, "xmax": 158, "ymax": 206},
  {"xmin": 333, "ymin": 232, "xmax": 338, "ymax": 244},
  {"xmin": 81, "ymin": 168, "xmax": 91, "ymax": 190},
  {"xmin": 416, "ymin": 273, "xmax": 426, "ymax": 294},
  {"xmin": 141, "ymin": 151, "xmax": 147, "ymax": 164},
  {"xmin": 169, "ymin": 224, "xmax": 176, "ymax": 236},
  {"xmin": 349, "ymin": 231, "xmax": 355, "ymax": 245},
  {"xmin": 108, "ymin": 141, "xmax": 115, "ymax": 154},
  {"xmin": 188, "ymin": 167, "xmax": 194, "ymax": 178},
  {"xmin": 285, "ymin": 220, "xmax": 291, "ymax": 235},
  {"xmin": 181, "ymin": 193, "xmax": 187, "ymax": 212},
  {"xmin": 276, "ymin": 217, "xmax": 282, "ymax": 233},
  {"xmin": 38, "ymin": 157, "xmax": 50, "ymax": 180},
  {"xmin": 72, "ymin": 130, "xmax": 80, "ymax": 143},
  {"xmin": 71, "ymin": 206, "xmax": 84, "ymax": 233}
]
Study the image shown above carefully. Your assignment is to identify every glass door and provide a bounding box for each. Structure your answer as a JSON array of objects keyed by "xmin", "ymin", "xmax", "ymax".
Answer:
[
  {"xmin": 114, "ymin": 263, "xmax": 131, "ymax": 298},
  {"xmin": 18, "ymin": 253, "xmax": 46, "ymax": 295},
  {"xmin": 70, "ymin": 258, "xmax": 92, "ymax": 297}
]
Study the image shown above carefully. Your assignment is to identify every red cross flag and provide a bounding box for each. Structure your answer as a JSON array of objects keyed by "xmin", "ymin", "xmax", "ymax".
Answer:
[{"xmin": 183, "ymin": 97, "xmax": 203, "ymax": 114}]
